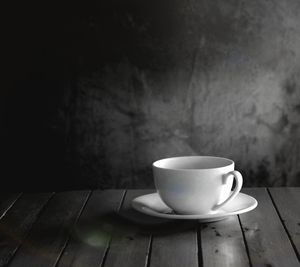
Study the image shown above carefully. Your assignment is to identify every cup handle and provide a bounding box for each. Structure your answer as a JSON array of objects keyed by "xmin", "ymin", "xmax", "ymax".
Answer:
[{"xmin": 211, "ymin": 170, "xmax": 243, "ymax": 211}]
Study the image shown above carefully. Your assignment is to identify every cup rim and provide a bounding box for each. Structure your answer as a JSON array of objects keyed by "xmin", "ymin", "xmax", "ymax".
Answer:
[{"xmin": 152, "ymin": 156, "xmax": 234, "ymax": 171}]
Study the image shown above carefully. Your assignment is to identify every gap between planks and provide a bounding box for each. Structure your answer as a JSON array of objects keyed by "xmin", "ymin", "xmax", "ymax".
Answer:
[
  {"xmin": 0, "ymin": 193, "xmax": 23, "ymax": 221},
  {"xmin": 197, "ymin": 224, "xmax": 203, "ymax": 267},
  {"xmin": 237, "ymin": 215, "xmax": 253, "ymax": 267},
  {"xmin": 145, "ymin": 235, "xmax": 153, "ymax": 267}
]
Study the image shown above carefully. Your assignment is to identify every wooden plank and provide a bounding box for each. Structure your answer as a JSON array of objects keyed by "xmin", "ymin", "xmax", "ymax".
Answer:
[
  {"xmin": 118, "ymin": 191, "xmax": 198, "ymax": 267},
  {"xmin": 201, "ymin": 215, "xmax": 250, "ymax": 267},
  {"xmin": 0, "ymin": 193, "xmax": 52, "ymax": 267},
  {"xmin": 8, "ymin": 191, "xmax": 90, "ymax": 267},
  {"xmin": 150, "ymin": 224, "xmax": 198, "ymax": 267},
  {"xmin": 56, "ymin": 190, "xmax": 125, "ymax": 267},
  {"xmin": 269, "ymin": 187, "xmax": 300, "ymax": 259},
  {"xmin": 0, "ymin": 193, "xmax": 22, "ymax": 220},
  {"xmin": 239, "ymin": 188, "xmax": 299, "ymax": 267},
  {"xmin": 103, "ymin": 190, "xmax": 155, "ymax": 267}
]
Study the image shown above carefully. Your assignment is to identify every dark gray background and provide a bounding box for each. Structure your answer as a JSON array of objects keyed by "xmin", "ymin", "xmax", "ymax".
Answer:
[{"xmin": 3, "ymin": 0, "xmax": 300, "ymax": 190}]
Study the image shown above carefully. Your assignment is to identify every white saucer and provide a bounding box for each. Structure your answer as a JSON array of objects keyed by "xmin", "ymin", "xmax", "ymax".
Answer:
[{"xmin": 131, "ymin": 192, "xmax": 258, "ymax": 222}]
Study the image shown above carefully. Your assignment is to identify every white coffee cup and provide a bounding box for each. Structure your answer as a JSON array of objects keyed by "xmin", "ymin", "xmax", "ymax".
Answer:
[{"xmin": 153, "ymin": 156, "xmax": 243, "ymax": 215}]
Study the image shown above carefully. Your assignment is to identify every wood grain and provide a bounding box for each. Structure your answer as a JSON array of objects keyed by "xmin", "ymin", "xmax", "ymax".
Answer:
[
  {"xmin": 150, "ymin": 225, "xmax": 198, "ymax": 267},
  {"xmin": 143, "ymin": 188, "xmax": 198, "ymax": 267},
  {"xmin": 56, "ymin": 190, "xmax": 125, "ymax": 267},
  {"xmin": 0, "ymin": 188, "xmax": 298, "ymax": 267},
  {"xmin": 201, "ymin": 215, "xmax": 250, "ymax": 267},
  {"xmin": 8, "ymin": 191, "xmax": 90, "ymax": 267},
  {"xmin": 269, "ymin": 187, "xmax": 300, "ymax": 259},
  {"xmin": 103, "ymin": 190, "xmax": 154, "ymax": 267},
  {"xmin": 240, "ymin": 188, "xmax": 299, "ymax": 267},
  {"xmin": 0, "ymin": 193, "xmax": 22, "ymax": 220},
  {"xmin": 0, "ymin": 193, "xmax": 52, "ymax": 267}
]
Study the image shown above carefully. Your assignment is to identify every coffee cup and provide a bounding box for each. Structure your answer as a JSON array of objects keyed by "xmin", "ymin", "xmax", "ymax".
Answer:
[{"xmin": 153, "ymin": 156, "xmax": 243, "ymax": 215}]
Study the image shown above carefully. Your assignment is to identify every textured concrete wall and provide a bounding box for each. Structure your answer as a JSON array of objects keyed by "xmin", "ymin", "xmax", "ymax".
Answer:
[
  {"xmin": 57, "ymin": 0, "xmax": 300, "ymax": 188},
  {"xmin": 5, "ymin": 0, "xmax": 300, "ymax": 189}
]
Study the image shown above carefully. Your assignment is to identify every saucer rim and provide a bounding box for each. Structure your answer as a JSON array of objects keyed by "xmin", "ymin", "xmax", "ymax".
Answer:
[{"xmin": 131, "ymin": 192, "xmax": 258, "ymax": 220}]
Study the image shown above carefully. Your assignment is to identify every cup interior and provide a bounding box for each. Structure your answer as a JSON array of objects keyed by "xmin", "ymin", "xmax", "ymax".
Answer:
[{"xmin": 153, "ymin": 156, "xmax": 233, "ymax": 170}]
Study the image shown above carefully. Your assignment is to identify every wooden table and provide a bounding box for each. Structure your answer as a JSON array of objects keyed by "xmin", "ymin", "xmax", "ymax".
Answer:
[{"xmin": 0, "ymin": 188, "xmax": 299, "ymax": 267}]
